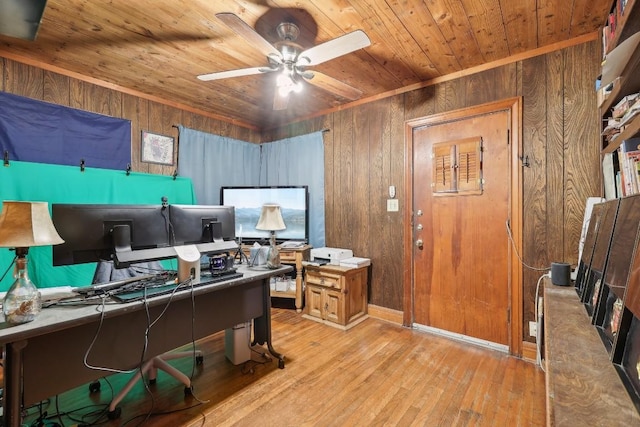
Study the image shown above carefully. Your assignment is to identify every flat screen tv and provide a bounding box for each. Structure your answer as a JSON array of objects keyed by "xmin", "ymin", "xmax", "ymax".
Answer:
[{"xmin": 220, "ymin": 186, "xmax": 309, "ymax": 244}]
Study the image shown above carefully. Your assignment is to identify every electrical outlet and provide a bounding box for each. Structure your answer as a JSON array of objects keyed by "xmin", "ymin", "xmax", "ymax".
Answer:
[{"xmin": 529, "ymin": 321, "xmax": 537, "ymax": 337}]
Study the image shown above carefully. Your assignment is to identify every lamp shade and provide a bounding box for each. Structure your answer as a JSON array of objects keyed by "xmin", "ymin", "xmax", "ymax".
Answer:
[
  {"xmin": 0, "ymin": 201, "xmax": 64, "ymax": 248},
  {"xmin": 255, "ymin": 204, "xmax": 286, "ymax": 232}
]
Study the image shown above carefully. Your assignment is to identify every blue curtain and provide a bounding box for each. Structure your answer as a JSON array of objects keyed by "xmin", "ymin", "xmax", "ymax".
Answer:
[
  {"xmin": 177, "ymin": 127, "xmax": 261, "ymax": 204},
  {"xmin": 0, "ymin": 91, "xmax": 131, "ymax": 170},
  {"xmin": 259, "ymin": 133, "xmax": 325, "ymax": 248},
  {"xmin": 177, "ymin": 126, "xmax": 325, "ymax": 247}
]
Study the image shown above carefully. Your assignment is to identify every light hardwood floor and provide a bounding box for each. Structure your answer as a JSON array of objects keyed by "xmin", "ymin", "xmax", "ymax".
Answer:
[{"xmin": 24, "ymin": 308, "xmax": 546, "ymax": 426}]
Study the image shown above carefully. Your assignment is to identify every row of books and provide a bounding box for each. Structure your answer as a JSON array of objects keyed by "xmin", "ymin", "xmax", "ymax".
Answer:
[
  {"xmin": 603, "ymin": 0, "xmax": 630, "ymax": 54},
  {"xmin": 602, "ymin": 92, "xmax": 640, "ymax": 145},
  {"xmin": 603, "ymin": 137, "xmax": 640, "ymax": 199}
]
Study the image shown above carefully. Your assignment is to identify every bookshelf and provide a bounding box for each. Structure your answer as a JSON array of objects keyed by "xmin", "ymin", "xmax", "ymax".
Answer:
[
  {"xmin": 603, "ymin": 0, "xmax": 640, "ymax": 55},
  {"xmin": 600, "ymin": 0, "xmax": 640, "ymax": 198}
]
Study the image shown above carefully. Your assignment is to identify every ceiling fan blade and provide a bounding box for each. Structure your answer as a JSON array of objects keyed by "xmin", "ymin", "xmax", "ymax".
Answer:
[
  {"xmin": 197, "ymin": 66, "xmax": 273, "ymax": 81},
  {"xmin": 216, "ymin": 13, "xmax": 282, "ymax": 61},
  {"xmin": 303, "ymin": 71, "xmax": 363, "ymax": 100},
  {"xmin": 273, "ymin": 90, "xmax": 290, "ymax": 110},
  {"xmin": 297, "ymin": 30, "xmax": 370, "ymax": 66}
]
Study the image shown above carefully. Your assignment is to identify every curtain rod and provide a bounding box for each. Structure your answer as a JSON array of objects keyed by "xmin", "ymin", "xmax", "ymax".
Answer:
[{"xmin": 175, "ymin": 124, "xmax": 330, "ymax": 134}]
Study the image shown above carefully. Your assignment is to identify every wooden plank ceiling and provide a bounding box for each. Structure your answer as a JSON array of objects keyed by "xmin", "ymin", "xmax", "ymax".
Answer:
[{"xmin": 0, "ymin": 0, "xmax": 611, "ymax": 130}]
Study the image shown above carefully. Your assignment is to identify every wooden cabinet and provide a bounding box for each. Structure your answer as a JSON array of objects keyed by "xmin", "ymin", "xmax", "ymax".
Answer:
[{"xmin": 303, "ymin": 264, "xmax": 368, "ymax": 330}]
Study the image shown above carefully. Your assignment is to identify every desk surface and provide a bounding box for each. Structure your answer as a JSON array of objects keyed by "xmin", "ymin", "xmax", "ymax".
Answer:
[
  {"xmin": 0, "ymin": 263, "xmax": 292, "ymax": 426},
  {"xmin": 0, "ymin": 264, "xmax": 291, "ymax": 344}
]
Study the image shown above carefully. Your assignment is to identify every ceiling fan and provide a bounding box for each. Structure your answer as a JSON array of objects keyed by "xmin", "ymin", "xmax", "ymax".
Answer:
[{"xmin": 197, "ymin": 13, "xmax": 371, "ymax": 110}]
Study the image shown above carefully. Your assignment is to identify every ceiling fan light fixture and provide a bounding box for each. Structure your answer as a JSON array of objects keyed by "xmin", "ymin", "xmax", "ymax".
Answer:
[
  {"xmin": 276, "ymin": 70, "xmax": 303, "ymax": 97},
  {"xmin": 207, "ymin": 13, "xmax": 371, "ymax": 110}
]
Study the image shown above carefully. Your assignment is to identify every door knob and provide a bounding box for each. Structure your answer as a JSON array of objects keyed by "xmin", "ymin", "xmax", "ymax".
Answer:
[{"xmin": 415, "ymin": 239, "xmax": 423, "ymax": 248}]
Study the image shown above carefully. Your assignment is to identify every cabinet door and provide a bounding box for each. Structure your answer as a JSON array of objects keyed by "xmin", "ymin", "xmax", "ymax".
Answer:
[
  {"xmin": 325, "ymin": 288, "xmax": 344, "ymax": 324},
  {"xmin": 306, "ymin": 285, "xmax": 324, "ymax": 319},
  {"xmin": 346, "ymin": 269, "xmax": 367, "ymax": 321}
]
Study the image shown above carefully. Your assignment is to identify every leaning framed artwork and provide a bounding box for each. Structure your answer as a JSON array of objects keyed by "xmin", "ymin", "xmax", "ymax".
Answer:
[{"xmin": 141, "ymin": 130, "xmax": 175, "ymax": 165}]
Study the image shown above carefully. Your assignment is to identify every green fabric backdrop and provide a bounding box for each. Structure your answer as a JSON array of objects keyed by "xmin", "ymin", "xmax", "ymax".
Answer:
[{"xmin": 0, "ymin": 161, "xmax": 196, "ymax": 290}]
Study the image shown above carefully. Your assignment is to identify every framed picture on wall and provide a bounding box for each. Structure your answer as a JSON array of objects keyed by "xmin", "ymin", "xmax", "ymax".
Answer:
[{"xmin": 141, "ymin": 130, "xmax": 174, "ymax": 165}]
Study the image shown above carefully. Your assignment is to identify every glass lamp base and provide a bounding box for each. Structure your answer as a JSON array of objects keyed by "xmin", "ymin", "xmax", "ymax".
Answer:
[
  {"xmin": 266, "ymin": 235, "xmax": 281, "ymax": 269},
  {"xmin": 2, "ymin": 256, "xmax": 41, "ymax": 325}
]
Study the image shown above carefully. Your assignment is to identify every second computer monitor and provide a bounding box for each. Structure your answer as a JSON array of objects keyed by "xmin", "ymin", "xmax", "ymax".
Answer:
[{"xmin": 169, "ymin": 204, "xmax": 235, "ymax": 245}]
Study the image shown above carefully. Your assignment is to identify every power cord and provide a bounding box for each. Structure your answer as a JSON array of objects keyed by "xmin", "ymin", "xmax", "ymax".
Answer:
[
  {"xmin": 505, "ymin": 219, "xmax": 551, "ymax": 273},
  {"xmin": 534, "ymin": 272, "xmax": 549, "ymax": 371},
  {"xmin": 0, "ymin": 255, "xmax": 17, "ymax": 283},
  {"xmin": 506, "ymin": 219, "xmax": 551, "ymax": 369}
]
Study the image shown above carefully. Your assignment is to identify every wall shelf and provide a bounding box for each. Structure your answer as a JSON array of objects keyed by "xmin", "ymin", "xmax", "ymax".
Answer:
[{"xmin": 603, "ymin": 113, "xmax": 640, "ymax": 153}]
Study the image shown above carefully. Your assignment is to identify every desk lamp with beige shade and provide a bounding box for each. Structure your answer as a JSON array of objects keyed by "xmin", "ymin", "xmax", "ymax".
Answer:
[
  {"xmin": 0, "ymin": 201, "xmax": 64, "ymax": 324},
  {"xmin": 255, "ymin": 204, "xmax": 286, "ymax": 269}
]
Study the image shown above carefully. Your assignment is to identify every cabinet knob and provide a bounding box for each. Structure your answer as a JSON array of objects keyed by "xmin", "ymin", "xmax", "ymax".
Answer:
[{"xmin": 415, "ymin": 239, "xmax": 423, "ymax": 248}]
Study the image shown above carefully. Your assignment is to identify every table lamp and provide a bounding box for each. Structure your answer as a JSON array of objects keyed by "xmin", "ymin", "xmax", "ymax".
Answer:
[
  {"xmin": 0, "ymin": 201, "xmax": 64, "ymax": 324},
  {"xmin": 255, "ymin": 203, "xmax": 286, "ymax": 269}
]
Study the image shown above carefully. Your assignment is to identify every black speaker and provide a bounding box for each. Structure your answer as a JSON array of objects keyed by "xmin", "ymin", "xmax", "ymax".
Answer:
[{"xmin": 551, "ymin": 262, "xmax": 571, "ymax": 286}]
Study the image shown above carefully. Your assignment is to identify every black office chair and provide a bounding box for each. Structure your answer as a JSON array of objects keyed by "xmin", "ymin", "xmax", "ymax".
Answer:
[{"xmin": 90, "ymin": 260, "xmax": 203, "ymax": 419}]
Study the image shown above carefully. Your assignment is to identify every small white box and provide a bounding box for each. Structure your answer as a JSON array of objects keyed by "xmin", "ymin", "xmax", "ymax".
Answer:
[
  {"xmin": 274, "ymin": 278, "xmax": 288, "ymax": 292},
  {"xmin": 339, "ymin": 257, "xmax": 371, "ymax": 268}
]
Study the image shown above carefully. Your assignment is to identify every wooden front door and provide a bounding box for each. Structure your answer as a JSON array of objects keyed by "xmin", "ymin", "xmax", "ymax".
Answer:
[{"xmin": 405, "ymin": 99, "xmax": 522, "ymax": 351}]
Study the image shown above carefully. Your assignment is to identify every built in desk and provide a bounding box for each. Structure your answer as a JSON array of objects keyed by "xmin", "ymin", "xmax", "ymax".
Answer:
[
  {"xmin": 0, "ymin": 264, "xmax": 291, "ymax": 427},
  {"xmin": 543, "ymin": 278, "xmax": 640, "ymax": 426}
]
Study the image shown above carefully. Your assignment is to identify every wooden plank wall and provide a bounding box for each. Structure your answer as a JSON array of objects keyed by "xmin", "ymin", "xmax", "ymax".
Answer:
[
  {"xmin": 264, "ymin": 40, "xmax": 602, "ymax": 341},
  {"xmin": 0, "ymin": 40, "xmax": 601, "ymax": 342},
  {"xmin": 0, "ymin": 57, "xmax": 261, "ymax": 177}
]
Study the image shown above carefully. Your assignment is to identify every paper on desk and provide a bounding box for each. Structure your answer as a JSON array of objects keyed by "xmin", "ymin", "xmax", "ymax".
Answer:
[{"xmin": 0, "ymin": 286, "xmax": 78, "ymax": 304}]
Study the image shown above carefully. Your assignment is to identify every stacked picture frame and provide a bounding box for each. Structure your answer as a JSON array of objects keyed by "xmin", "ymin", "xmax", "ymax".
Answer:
[{"xmin": 574, "ymin": 194, "xmax": 640, "ymax": 412}]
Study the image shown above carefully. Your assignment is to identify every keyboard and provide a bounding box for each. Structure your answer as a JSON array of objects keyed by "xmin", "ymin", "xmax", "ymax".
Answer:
[{"xmin": 111, "ymin": 271, "xmax": 244, "ymax": 302}]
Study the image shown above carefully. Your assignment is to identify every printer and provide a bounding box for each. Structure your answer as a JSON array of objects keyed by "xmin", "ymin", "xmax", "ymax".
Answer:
[{"xmin": 310, "ymin": 247, "xmax": 353, "ymax": 265}]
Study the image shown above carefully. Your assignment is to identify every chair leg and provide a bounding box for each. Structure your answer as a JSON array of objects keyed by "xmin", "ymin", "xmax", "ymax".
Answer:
[
  {"xmin": 108, "ymin": 350, "xmax": 203, "ymax": 417},
  {"xmin": 109, "ymin": 358, "xmax": 155, "ymax": 413}
]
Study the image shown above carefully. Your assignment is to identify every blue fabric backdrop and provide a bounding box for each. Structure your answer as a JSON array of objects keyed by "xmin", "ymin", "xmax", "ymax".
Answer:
[
  {"xmin": 0, "ymin": 91, "xmax": 131, "ymax": 170},
  {"xmin": 178, "ymin": 126, "xmax": 325, "ymax": 247}
]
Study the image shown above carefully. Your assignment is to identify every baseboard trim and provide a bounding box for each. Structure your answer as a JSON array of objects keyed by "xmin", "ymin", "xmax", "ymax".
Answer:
[
  {"xmin": 522, "ymin": 341, "xmax": 539, "ymax": 364},
  {"xmin": 367, "ymin": 304, "xmax": 403, "ymax": 325}
]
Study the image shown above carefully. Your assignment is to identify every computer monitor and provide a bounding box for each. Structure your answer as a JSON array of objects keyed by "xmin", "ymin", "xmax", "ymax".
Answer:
[
  {"xmin": 52, "ymin": 204, "xmax": 170, "ymax": 266},
  {"xmin": 169, "ymin": 204, "xmax": 236, "ymax": 245}
]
